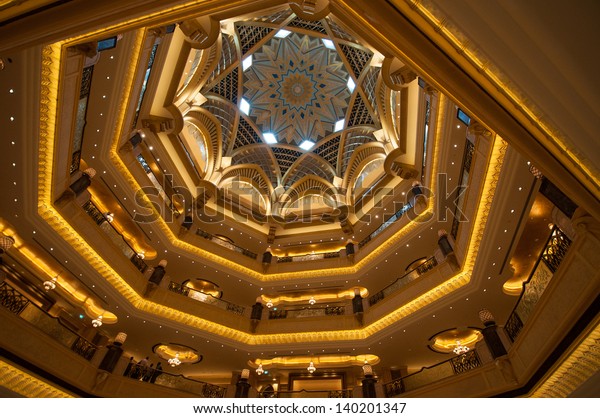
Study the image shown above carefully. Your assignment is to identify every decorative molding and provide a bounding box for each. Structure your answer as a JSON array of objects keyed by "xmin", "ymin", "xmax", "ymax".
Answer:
[
  {"xmin": 0, "ymin": 360, "xmax": 73, "ymax": 398},
  {"xmin": 37, "ymin": 15, "xmax": 505, "ymax": 346},
  {"xmin": 529, "ymin": 322, "xmax": 600, "ymax": 397}
]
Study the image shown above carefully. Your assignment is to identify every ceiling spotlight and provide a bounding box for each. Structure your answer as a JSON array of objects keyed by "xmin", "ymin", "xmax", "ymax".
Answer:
[{"xmin": 92, "ymin": 315, "xmax": 103, "ymax": 328}]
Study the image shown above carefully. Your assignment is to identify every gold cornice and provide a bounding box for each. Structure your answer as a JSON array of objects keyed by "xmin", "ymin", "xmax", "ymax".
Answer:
[
  {"xmin": 529, "ymin": 320, "xmax": 600, "ymax": 397},
  {"xmin": 0, "ymin": 360, "xmax": 74, "ymax": 398}
]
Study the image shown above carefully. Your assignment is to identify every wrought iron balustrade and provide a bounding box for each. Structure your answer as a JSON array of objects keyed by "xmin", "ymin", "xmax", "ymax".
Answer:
[
  {"xmin": 195, "ymin": 228, "xmax": 257, "ymax": 260},
  {"xmin": 449, "ymin": 350, "xmax": 481, "ymax": 374},
  {"xmin": 369, "ymin": 256, "xmax": 437, "ymax": 306},
  {"xmin": 1, "ymin": 280, "xmax": 97, "ymax": 361},
  {"xmin": 259, "ymin": 389, "xmax": 353, "ymax": 398},
  {"xmin": 0, "ymin": 281, "xmax": 30, "ymax": 315},
  {"xmin": 168, "ymin": 281, "xmax": 245, "ymax": 316},
  {"xmin": 505, "ymin": 225, "xmax": 571, "ymax": 342},
  {"xmin": 125, "ymin": 364, "xmax": 225, "ymax": 398},
  {"xmin": 82, "ymin": 200, "xmax": 148, "ymax": 273},
  {"xmin": 383, "ymin": 349, "xmax": 482, "ymax": 396}
]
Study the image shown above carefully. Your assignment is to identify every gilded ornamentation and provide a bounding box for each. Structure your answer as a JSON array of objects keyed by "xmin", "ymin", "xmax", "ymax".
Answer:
[
  {"xmin": 530, "ymin": 325, "xmax": 600, "ymax": 397},
  {"xmin": 0, "ymin": 360, "xmax": 73, "ymax": 398},
  {"xmin": 37, "ymin": 6, "xmax": 506, "ymax": 346}
]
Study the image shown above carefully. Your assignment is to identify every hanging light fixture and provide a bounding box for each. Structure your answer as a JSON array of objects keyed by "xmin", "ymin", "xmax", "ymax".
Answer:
[
  {"xmin": 105, "ymin": 212, "xmax": 114, "ymax": 222},
  {"xmin": 266, "ymin": 300, "xmax": 273, "ymax": 308},
  {"xmin": 91, "ymin": 315, "xmax": 103, "ymax": 328},
  {"xmin": 308, "ymin": 296, "xmax": 316, "ymax": 305},
  {"xmin": 256, "ymin": 364, "xmax": 264, "ymax": 375},
  {"xmin": 43, "ymin": 276, "xmax": 58, "ymax": 291},
  {"xmin": 453, "ymin": 340, "xmax": 469, "ymax": 355},
  {"xmin": 307, "ymin": 361, "xmax": 316, "ymax": 373},
  {"xmin": 168, "ymin": 353, "xmax": 181, "ymax": 367}
]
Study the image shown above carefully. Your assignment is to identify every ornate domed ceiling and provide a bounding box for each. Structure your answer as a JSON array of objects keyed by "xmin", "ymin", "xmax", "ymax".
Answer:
[{"xmin": 167, "ymin": 6, "xmax": 407, "ymax": 233}]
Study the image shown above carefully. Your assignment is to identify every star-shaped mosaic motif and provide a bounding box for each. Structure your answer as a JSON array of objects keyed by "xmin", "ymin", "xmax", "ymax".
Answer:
[{"xmin": 243, "ymin": 32, "xmax": 350, "ymax": 146}]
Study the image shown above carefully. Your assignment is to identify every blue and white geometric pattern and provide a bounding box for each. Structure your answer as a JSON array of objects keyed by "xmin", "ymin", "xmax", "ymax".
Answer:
[{"xmin": 243, "ymin": 33, "xmax": 350, "ymax": 146}]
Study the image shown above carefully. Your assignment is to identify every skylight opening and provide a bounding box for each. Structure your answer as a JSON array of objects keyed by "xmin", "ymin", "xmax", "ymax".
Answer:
[
  {"xmin": 334, "ymin": 119, "xmax": 345, "ymax": 132},
  {"xmin": 242, "ymin": 55, "xmax": 253, "ymax": 71},
  {"xmin": 347, "ymin": 77, "xmax": 356, "ymax": 92},
  {"xmin": 274, "ymin": 29, "xmax": 292, "ymax": 38},
  {"xmin": 264, "ymin": 133, "xmax": 277, "ymax": 144},
  {"xmin": 240, "ymin": 98, "xmax": 250, "ymax": 115},
  {"xmin": 299, "ymin": 140, "xmax": 315, "ymax": 151},
  {"xmin": 322, "ymin": 39, "xmax": 335, "ymax": 50}
]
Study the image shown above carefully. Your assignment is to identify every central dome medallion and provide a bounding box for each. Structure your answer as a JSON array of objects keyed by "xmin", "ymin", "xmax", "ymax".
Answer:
[
  {"xmin": 277, "ymin": 68, "xmax": 317, "ymax": 110},
  {"xmin": 243, "ymin": 32, "xmax": 351, "ymax": 146}
]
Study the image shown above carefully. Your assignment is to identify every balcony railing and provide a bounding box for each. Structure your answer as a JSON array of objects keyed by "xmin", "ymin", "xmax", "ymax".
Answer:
[
  {"xmin": 369, "ymin": 256, "xmax": 438, "ymax": 306},
  {"xmin": 123, "ymin": 363, "xmax": 226, "ymax": 398},
  {"xmin": 267, "ymin": 304, "xmax": 346, "ymax": 319},
  {"xmin": 383, "ymin": 350, "xmax": 482, "ymax": 397},
  {"xmin": 168, "ymin": 281, "xmax": 245, "ymax": 316},
  {"xmin": 451, "ymin": 138, "xmax": 475, "ymax": 238},
  {"xmin": 70, "ymin": 65, "xmax": 94, "ymax": 174},
  {"xmin": 196, "ymin": 228, "xmax": 258, "ymax": 260},
  {"xmin": 276, "ymin": 251, "xmax": 340, "ymax": 263},
  {"xmin": 358, "ymin": 202, "xmax": 414, "ymax": 249},
  {"xmin": 0, "ymin": 280, "xmax": 97, "ymax": 361},
  {"xmin": 505, "ymin": 226, "xmax": 572, "ymax": 342},
  {"xmin": 83, "ymin": 200, "xmax": 148, "ymax": 273},
  {"xmin": 259, "ymin": 389, "xmax": 353, "ymax": 398}
]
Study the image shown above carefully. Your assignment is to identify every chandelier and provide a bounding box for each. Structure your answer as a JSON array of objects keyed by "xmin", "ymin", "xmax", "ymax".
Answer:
[
  {"xmin": 307, "ymin": 361, "xmax": 316, "ymax": 374},
  {"xmin": 266, "ymin": 300, "xmax": 273, "ymax": 308},
  {"xmin": 308, "ymin": 296, "xmax": 316, "ymax": 305},
  {"xmin": 91, "ymin": 315, "xmax": 103, "ymax": 327},
  {"xmin": 256, "ymin": 364, "xmax": 264, "ymax": 375},
  {"xmin": 43, "ymin": 276, "xmax": 57, "ymax": 291},
  {"xmin": 168, "ymin": 353, "xmax": 181, "ymax": 367},
  {"xmin": 453, "ymin": 340, "xmax": 469, "ymax": 355}
]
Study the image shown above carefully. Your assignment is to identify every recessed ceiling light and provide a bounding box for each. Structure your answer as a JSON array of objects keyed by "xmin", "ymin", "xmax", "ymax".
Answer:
[
  {"xmin": 334, "ymin": 119, "xmax": 345, "ymax": 132},
  {"xmin": 322, "ymin": 38, "xmax": 335, "ymax": 49},
  {"xmin": 264, "ymin": 133, "xmax": 277, "ymax": 144},
  {"xmin": 347, "ymin": 77, "xmax": 355, "ymax": 93},
  {"xmin": 299, "ymin": 140, "xmax": 315, "ymax": 150},
  {"xmin": 240, "ymin": 98, "xmax": 250, "ymax": 115},
  {"xmin": 274, "ymin": 29, "xmax": 291, "ymax": 38},
  {"xmin": 242, "ymin": 55, "xmax": 253, "ymax": 71}
]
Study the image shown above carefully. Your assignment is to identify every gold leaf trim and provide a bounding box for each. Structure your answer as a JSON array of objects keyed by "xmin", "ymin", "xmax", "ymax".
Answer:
[{"xmin": 0, "ymin": 360, "xmax": 73, "ymax": 398}]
